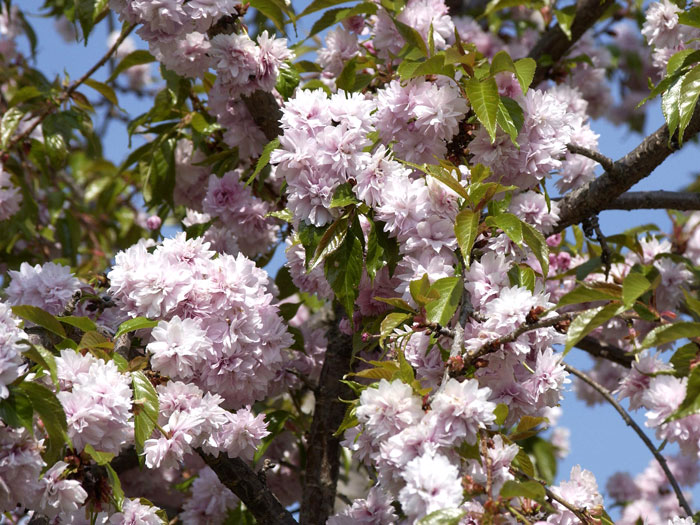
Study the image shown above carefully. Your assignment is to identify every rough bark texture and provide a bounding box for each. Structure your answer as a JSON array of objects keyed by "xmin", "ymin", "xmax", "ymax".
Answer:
[
  {"xmin": 554, "ymin": 110, "xmax": 700, "ymax": 233},
  {"xmin": 604, "ymin": 191, "xmax": 700, "ymax": 211},
  {"xmin": 243, "ymin": 90, "xmax": 283, "ymax": 141},
  {"xmin": 199, "ymin": 452, "xmax": 297, "ymax": 525},
  {"xmin": 299, "ymin": 313, "xmax": 354, "ymax": 525},
  {"xmin": 576, "ymin": 336, "xmax": 633, "ymax": 368},
  {"xmin": 528, "ymin": 0, "xmax": 615, "ymax": 87}
]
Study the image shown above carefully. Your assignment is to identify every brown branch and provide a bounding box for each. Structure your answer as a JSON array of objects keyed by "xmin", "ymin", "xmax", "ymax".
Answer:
[
  {"xmin": 564, "ymin": 364, "xmax": 693, "ymax": 517},
  {"xmin": 242, "ymin": 90, "xmax": 282, "ymax": 141},
  {"xmin": 528, "ymin": 0, "xmax": 615, "ymax": 87},
  {"xmin": 465, "ymin": 313, "xmax": 572, "ymax": 365},
  {"xmin": 575, "ymin": 336, "xmax": 633, "ymax": 368},
  {"xmin": 566, "ymin": 144, "xmax": 614, "ymax": 172},
  {"xmin": 0, "ymin": 24, "xmax": 134, "ymax": 157},
  {"xmin": 604, "ymin": 191, "xmax": 700, "ymax": 211},
  {"xmin": 198, "ymin": 452, "xmax": 297, "ymax": 525},
  {"xmin": 299, "ymin": 309, "xmax": 355, "ymax": 525},
  {"xmin": 554, "ymin": 107, "xmax": 700, "ymax": 233}
]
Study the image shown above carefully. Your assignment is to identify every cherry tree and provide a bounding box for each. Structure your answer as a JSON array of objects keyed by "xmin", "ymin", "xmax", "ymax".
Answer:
[{"xmin": 1, "ymin": 0, "xmax": 700, "ymax": 522}]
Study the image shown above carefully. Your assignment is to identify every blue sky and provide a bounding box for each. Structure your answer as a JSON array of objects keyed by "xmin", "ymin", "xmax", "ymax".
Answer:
[{"xmin": 16, "ymin": 0, "xmax": 700, "ymax": 517}]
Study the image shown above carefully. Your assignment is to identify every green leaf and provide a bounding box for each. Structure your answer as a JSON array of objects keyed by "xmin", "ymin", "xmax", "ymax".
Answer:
[
  {"xmin": 60, "ymin": 316, "xmax": 98, "ymax": 333},
  {"xmin": 557, "ymin": 284, "xmax": 619, "ymax": 308},
  {"xmin": 1, "ymin": 107, "xmax": 24, "ymax": 149},
  {"xmin": 190, "ymin": 112, "xmax": 222, "ymax": 134},
  {"xmin": 666, "ymin": 365, "xmax": 700, "ymax": 421},
  {"xmin": 0, "ymin": 386, "xmax": 34, "ymax": 432},
  {"xmin": 417, "ymin": 508, "xmax": 467, "ymax": 525},
  {"xmin": 513, "ymin": 58, "xmax": 536, "ymax": 94},
  {"xmin": 393, "ymin": 19, "xmax": 428, "ymax": 57},
  {"xmin": 554, "ymin": 5, "xmax": 576, "ymax": 40},
  {"xmin": 397, "ymin": 350, "xmax": 416, "ymax": 384},
  {"xmin": 516, "ymin": 415, "xmax": 548, "ymax": 434},
  {"xmin": 309, "ymin": 216, "xmax": 349, "ymax": 270},
  {"xmin": 79, "ymin": 330, "xmax": 113, "ymax": 351},
  {"xmin": 105, "ymin": 464, "xmax": 125, "ymax": 510},
  {"xmin": 336, "ymin": 56, "xmax": 359, "ymax": 92},
  {"xmin": 641, "ymin": 322, "xmax": 700, "ymax": 349},
  {"xmin": 622, "ymin": 272, "xmax": 651, "ymax": 308},
  {"xmin": 662, "ymin": 71, "xmax": 686, "ymax": 143},
  {"xmin": 114, "ymin": 317, "xmax": 159, "ymax": 340},
  {"xmin": 20, "ymin": 381, "xmax": 69, "ymax": 463},
  {"xmin": 512, "ymin": 448, "xmax": 535, "ymax": 478},
  {"xmin": 107, "ymin": 50, "xmax": 155, "ymax": 83},
  {"xmin": 84, "ymin": 78, "xmax": 118, "ymax": 106},
  {"xmin": 84, "ymin": 443, "xmax": 115, "ymax": 465},
  {"xmin": 247, "ymin": 137, "xmax": 280, "ymax": 186},
  {"xmin": 75, "ymin": 0, "xmax": 108, "ymax": 41},
  {"xmin": 330, "ymin": 183, "xmax": 359, "ymax": 208},
  {"xmin": 670, "ymin": 342, "xmax": 698, "ymax": 376},
  {"xmin": 486, "ymin": 213, "xmax": 522, "ymax": 244},
  {"xmin": 380, "ymin": 312, "xmax": 411, "ymax": 348},
  {"xmin": 679, "ymin": 6, "xmax": 700, "ymax": 28},
  {"xmin": 308, "ymin": 2, "xmax": 377, "ymax": 37},
  {"xmin": 455, "ymin": 208, "xmax": 480, "ymax": 267},
  {"xmin": 299, "ymin": 0, "xmax": 353, "ymax": 17},
  {"xmin": 325, "ymin": 233, "xmax": 363, "ymax": 323},
  {"xmin": 410, "ymin": 274, "xmax": 439, "ymax": 306},
  {"xmin": 250, "ymin": 0, "xmax": 289, "ymax": 33},
  {"xmin": 464, "ymin": 76, "xmax": 499, "ymax": 141},
  {"xmin": 521, "ymin": 221, "xmax": 549, "ymax": 276},
  {"xmin": 12, "ymin": 305, "xmax": 66, "ymax": 338},
  {"xmin": 366, "ymin": 219, "xmax": 385, "ymax": 281},
  {"xmin": 530, "ymin": 436, "xmax": 557, "ymax": 484},
  {"xmin": 8, "ymin": 86, "xmax": 42, "ymax": 107},
  {"xmin": 398, "ymin": 54, "xmax": 455, "ymax": 80},
  {"xmin": 564, "ymin": 304, "xmax": 625, "ymax": 352},
  {"xmin": 496, "ymin": 96, "xmax": 524, "ymax": 145},
  {"xmin": 276, "ymin": 64, "xmax": 300, "ymax": 100},
  {"xmin": 425, "ymin": 277, "xmax": 462, "ymax": 326},
  {"xmin": 494, "ymin": 403, "xmax": 508, "ymax": 425},
  {"xmin": 500, "ymin": 480, "xmax": 546, "ymax": 500},
  {"xmin": 677, "ymin": 64, "xmax": 700, "ymax": 144},
  {"xmin": 24, "ymin": 344, "xmax": 59, "ymax": 387},
  {"xmin": 132, "ymin": 371, "xmax": 159, "ymax": 451}
]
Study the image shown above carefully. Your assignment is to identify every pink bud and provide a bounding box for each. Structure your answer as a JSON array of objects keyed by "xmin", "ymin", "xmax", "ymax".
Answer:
[{"xmin": 146, "ymin": 215, "xmax": 162, "ymax": 230}]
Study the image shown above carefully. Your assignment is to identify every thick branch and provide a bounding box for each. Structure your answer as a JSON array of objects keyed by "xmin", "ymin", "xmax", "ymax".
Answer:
[
  {"xmin": 575, "ymin": 336, "xmax": 633, "ymax": 368},
  {"xmin": 564, "ymin": 364, "xmax": 693, "ymax": 517},
  {"xmin": 198, "ymin": 452, "xmax": 297, "ymax": 525},
  {"xmin": 555, "ymin": 109, "xmax": 700, "ymax": 233},
  {"xmin": 242, "ymin": 90, "xmax": 282, "ymax": 141},
  {"xmin": 604, "ymin": 191, "xmax": 700, "ymax": 211},
  {"xmin": 299, "ymin": 310, "xmax": 354, "ymax": 525},
  {"xmin": 528, "ymin": 0, "xmax": 615, "ymax": 87}
]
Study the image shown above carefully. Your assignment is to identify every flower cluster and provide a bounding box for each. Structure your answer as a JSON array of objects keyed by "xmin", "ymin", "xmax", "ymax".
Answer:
[{"xmin": 109, "ymin": 233, "xmax": 293, "ymax": 407}]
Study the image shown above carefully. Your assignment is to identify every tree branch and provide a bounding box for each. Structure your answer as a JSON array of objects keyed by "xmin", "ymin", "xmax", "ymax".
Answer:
[
  {"xmin": 603, "ymin": 191, "xmax": 700, "ymax": 211},
  {"xmin": 528, "ymin": 0, "xmax": 615, "ymax": 87},
  {"xmin": 574, "ymin": 336, "xmax": 633, "ymax": 368},
  {"xmin": 566, "ymin": 144, "xmax": 614, "ymax": 172},
  {"xmin": 554, "ymin": 108, "xmax": 700, "ymax": 233},
  {"xmin": 299, "ymin": 309, "xmax": 355, "ymax": 525},
  {"xmin": 198, "ymin": 452, "xmax": 297, "ymax": 525},
  {"xmin": 0, "ymin": 25, "xmax": 135, "ymax": 157},
  {"xmin": 564, "ymin": 364, "xmax": 693, "ymax": 517}
]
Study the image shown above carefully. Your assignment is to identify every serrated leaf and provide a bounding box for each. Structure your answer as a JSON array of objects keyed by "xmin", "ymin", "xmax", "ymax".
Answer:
[
  {"xmin": 455, "ymin": 208, "xmax": 480, "ymax": 267},
  {"xmin": 249, "ymin": 0, "xmax": 289, "ymax": 33},
  {"xmin": 114, "ymin": 317, "xmax": 159, "ymax": 340},
  {"xmin": 84, "ymin": 443, "xmax": 115, "ymax": 465},
  {"xmin": 190, "ymin": 112, "xmax": 222, "ymax": 134},
  {"xmin": 351, "ymin": 365, "xmax": 397, "ymax": 380},
  {"xmin": 366, "ymin": 219, "xmax": 385, "ymax": 281},
  {"xmin": 679, "ymin": 6, "xmax": 700, "ymax": 28},
  {"xmin": 641, "ymin": 322, "xmax": 700, "ymax": 349},
  {"xmin": 554, "ymin": 5, "xmax": 576, "ymax": 40},
  {"xmin": 330, "ymin": 183, "xmax": 359, "ymax": 208},
  {"xmin": 299, "ymin": 0, "xmax": 353, "ymax": 17},
  {"xmin": 397, "ymin": 350, "xmax": 415, "ymax": 383},
  {"xmin": 670, "ymin": 342, "xmax": 698, "ymax": 376},
  {"xmin": 500, "ymin": 480, "xmax": 546, "ymax": 500},
  {"xmin": 60, "ymin": 316, "xmax": 98, "ymax": 333},
  {"xmin": 20, "ymin": 381, "xmax": 69, "ymax": 462},
  {"xmin": 516, "ymin": 415, "xmax": 548, "ymax": 434},
  {"xmin": 374, "ymin": 297, "xmax": 417, "ymax": 312},
  {"xmin": 309, "ymin": 216, "xmax": 349, "ymax": 271},
  {"xmin": 247, "ymin": 137, "xmax": 280, "ymax": 185},
  {"xmin": 417, "ymin": 508, "xmax": 467, "ymax": 525},
  {"xmin": 275, "ymin": 64, "xmax": 300, "ymax": 100},
  {"xmin": 512, "ymin": 448, "xmax": 535, "ymax": 478},
  {"xmin": 325, "ymin": 233, "xmax": 363, "ymax": 323},
  {"xmin": 622, "ymin": 272, "xmax": 651, "ymax": 308},
  {"xmin": 662, "ymin": 71, "xmax": 686, "ymax": 143},
  {"xmin": 132, "ymin": 371, "xmax": 159, "ymax": 451},
  {"xmin": 1, "ymin": 107, "xmax": 23, "ymax": 148},
  {"xmin": 496, "ymin": 96, "xmax": 524, "ymax": 145},
  {"xmin": 105, "ymin": 464, "xmax": 125, "ymax": 510},
  {"xmin": 557, "ymin": 284, "xmax": 618, "ymax": 308},
  {"xmin": 393, "ymin": 19, "xmax": 428, "ymax": 57},
  {"xmin": 380, "ymin": 312, "xmax": 411, "ymax": 348},
  {"xmin": 521, "ymin": 221, "xmax": 549, "ymax": 276},
  {"xmin": 8, "ymin": 86, "xmax": 42, "ymax": 107},
  {"xmin": 530, "ymin": 436, "xmax": 556, "ymax": 484},
  {"xmin": 79, "ymin": 331, "xmax": 113, "ymax": 351},
  {"xmin": 678, "ymin": 64, "xmax": 700, "ymax": 145},
  {"xmin": 107, "ymin": 50, "xmax": 155, "ymax": 83},
  {"xmin": 84, "ymin": 78, "xmax": 118, "ymax": 106},
  {"xmin": 514, "ymin": 58, "xmax": 536, "ymax": 94},
  {"xmin": 425, "ymin": 277, "xmax": 462, "ymax": 326},
  {"xmin": 410, "ymin": 274, "xmax": 439, "ymax": 306},
  {"xmin": 486, "ymin": 213, "xmax": 523, "ymax": 244},
  {"xmin": 24, "ymin": 344, "xmax": 59, "ymax": 387},
  {"xmin": 564, "ymin": 304, "xmax": 625, "ymax": 352},
  {"xmin": 75, "ymin": 0, "xmax": 108, "ymax": 41},
  {"xmin": 464, "ymin": 76, "xmax": 499, "ymax": 141},
  {"xmin": 308, "ymin": 2, "xmax": 377, "ymax": 37},
  {"xmin": 333, "ymin": 404, "xmax": 359, "ymax": 437},
  {"xmin": 422, "ymin": 164, "xmax": 469, "ymax": 200},
  {"xmin": 12, "ymin": 305, "xmax": 66, "ymax": 338}
]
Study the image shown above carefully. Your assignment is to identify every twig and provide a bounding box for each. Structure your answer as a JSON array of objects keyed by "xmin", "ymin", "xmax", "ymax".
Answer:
[
  {"xmin": 512, "ymin": 467, "xmax": 593, "ymax": 524},
  {"xmin": 566, "ymin": 144, "xmax": 614, "ymax": 172},
  {"xmin": 574, "ymin": 336, "xmax": 633, "ymax": 368},
  {"xmin": 0, "ymin": 24, "xmax": 135, "ymax": 157},
  {"xmin": 465, "ymin": 313, "xmax": 573, "ymax": 365},
  {"xmin": 564, "ymin": 364, "xmax": 693, "ymax": 517}
]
